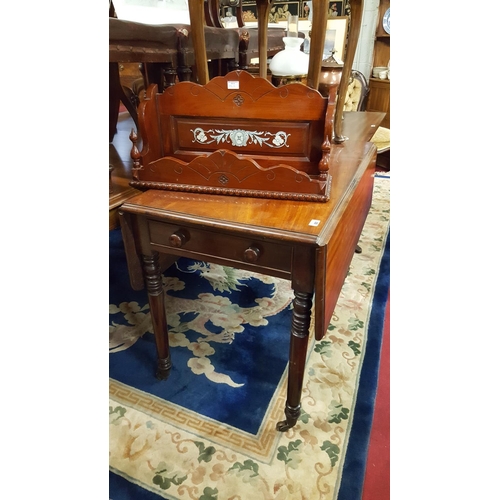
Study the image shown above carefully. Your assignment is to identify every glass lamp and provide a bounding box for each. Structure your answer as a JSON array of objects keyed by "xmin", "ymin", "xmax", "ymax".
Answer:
[{"xmin": 269, "ymin": 37, "xmax": 310, "ymax": 87}]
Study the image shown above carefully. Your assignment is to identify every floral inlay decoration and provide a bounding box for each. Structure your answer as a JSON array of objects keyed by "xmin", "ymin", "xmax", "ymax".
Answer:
[{"xmin": 191, "ymin": 127, "xmax": 290, "ymax": 149}]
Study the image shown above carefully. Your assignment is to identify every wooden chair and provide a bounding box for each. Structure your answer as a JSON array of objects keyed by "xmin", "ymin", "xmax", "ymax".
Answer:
[
  {"xmin": 344, "ymin": 70, "xmax": 370, "ymax": 112},
  {"xmin": 344, "ymin": 70, "xmax": 390, "ymax": 170},
  {"xmin": 203, "ymin": 0, "xmax": 289, "ymax": 71},
  {"xmin": 172, "ymin": 23, "xmax": 240, "ymax": 82},
  {"xmin": 109, "ymin": 1, "xmax": 242, "ymax": 141},
  {"xmin": 109, "ymin": 16, "xmax": 181, "ymax": 141},
  {"xmin": 365, "ymin": 68, "xmax": 390, "ymax": 170},
  {"xmin": 348, "ymin": 70, "xmax": 390, "ymax": 170},
  {"xmin": 372, "ymin": 126, "xmax": 390, "ymax": 170}
]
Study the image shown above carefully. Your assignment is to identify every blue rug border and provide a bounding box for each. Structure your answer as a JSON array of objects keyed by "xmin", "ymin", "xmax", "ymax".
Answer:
[
  {"xmin": 110, "ymin": 469, "xmax": 165, "ymax": 500},
  {"xmin": 337, "ymin": 229, "xmax": 390, "ymax": 500}
]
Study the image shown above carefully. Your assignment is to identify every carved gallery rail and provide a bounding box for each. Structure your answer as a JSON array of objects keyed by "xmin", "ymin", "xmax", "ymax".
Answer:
[{"xmin": 119, "ymin": 111, "xmax": 385, "ymax": 431}]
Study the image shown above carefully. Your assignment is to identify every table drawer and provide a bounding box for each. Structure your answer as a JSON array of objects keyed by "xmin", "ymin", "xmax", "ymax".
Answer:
[{"xmin": 148, "ymin": 220, "xmax": 293, "ymax": 273}]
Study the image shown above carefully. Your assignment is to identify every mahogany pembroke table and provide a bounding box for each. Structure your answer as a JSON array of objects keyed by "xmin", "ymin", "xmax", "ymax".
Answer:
[
  {"xmin": 117, "ymin": 0, "xmax": 379, "ymax": 431},
  {"xmin": 118, "ymin": 111, "xmax": 385, "ymax": 431}
]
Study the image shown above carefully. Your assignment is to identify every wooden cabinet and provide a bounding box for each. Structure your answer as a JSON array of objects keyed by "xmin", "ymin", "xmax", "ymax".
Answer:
[
  {"xmin": 367, "ymin": 78, "xmax": 390, "ymax": 128},
  {"xmin": 366, "ymin": 0, "xmax": 390, "ymax": 128}
]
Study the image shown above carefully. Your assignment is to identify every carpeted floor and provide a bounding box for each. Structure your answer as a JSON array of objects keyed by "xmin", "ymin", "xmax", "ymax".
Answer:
[{"xmin": 109, "ymin": 174, "xmax": 390, "ymax": 499}]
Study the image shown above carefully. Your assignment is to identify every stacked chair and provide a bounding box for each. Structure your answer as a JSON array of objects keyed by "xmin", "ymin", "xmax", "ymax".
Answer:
[
  {"xmin": 109, "ymin": 0, "xmax": 291, "ymax": 141},
  {"xmin": 109, "ymin": 0, "xmax": 242, "ymax": 140}
]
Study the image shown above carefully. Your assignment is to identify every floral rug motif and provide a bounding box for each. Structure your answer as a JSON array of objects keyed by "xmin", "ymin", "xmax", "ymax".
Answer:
[
  {"xmin": 109, "ymin": 175, "xmax": 390, "ymax": 499},
  {"xmin": 110, "ymin": 260, "xmax": 294, "ymax": 389}
]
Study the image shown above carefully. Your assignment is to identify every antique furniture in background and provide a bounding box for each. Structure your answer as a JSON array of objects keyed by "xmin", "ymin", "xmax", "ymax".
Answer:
[
  {"xmin": 109, "ymin": 2, "xmax": 242, "ymax": 141},
  {"xmin": 364, "ymin": 0, "xmax": 390, "ymax": 170},
  {"xmin": 129, "ymin": 0, "xmax": 365, "ymax": 200},
  {"xmin": 204, "ymin": 0, "xmax": 289, "ymax": 71},
  {"xmin": 318, "ymin": 52, "xmax": 343, "ymax": 98},
  {"xmin": 366, "ymin": 0, "xmax": 390, "ymax": 129},
  {"xmin": 372, "ymin": 125, "xmax": 390, "ymax": 170},
  {"xmin": 344, "ymin": 70, "xmax": 370, "ymax": 111},
  {"xmin": 128, "ymin": 0, "xmax": 365, "ymax": 201},
  {"xmin": 326, "ymin": 67, "xmax": 389, "ymax": 171},
  {"xmin": 345, "ymin": 69, "xmax": 390, "ymax": 170},
  {"xmin": 109, "ymin": 17, "xmax": 180, "ymax": 141}
]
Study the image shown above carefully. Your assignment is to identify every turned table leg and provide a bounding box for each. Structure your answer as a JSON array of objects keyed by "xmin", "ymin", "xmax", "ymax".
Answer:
[
  {"xmin": 142, "ymin": 251, "xmax": 172, "ymax": 380},
  {"xmin": 276, "ymin": 291, "xmax": 313, "ymax": 431}
]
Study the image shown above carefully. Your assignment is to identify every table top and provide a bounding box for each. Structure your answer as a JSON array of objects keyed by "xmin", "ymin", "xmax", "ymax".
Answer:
[{"xmin": 121, "ymin": 111, "xmax": 384, "ymax": 246}]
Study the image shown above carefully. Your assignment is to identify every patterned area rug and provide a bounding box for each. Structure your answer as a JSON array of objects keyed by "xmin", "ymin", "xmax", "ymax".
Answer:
[{"xmin": 109, "ymin": 174, "xmax": 390, "ymax": 499}]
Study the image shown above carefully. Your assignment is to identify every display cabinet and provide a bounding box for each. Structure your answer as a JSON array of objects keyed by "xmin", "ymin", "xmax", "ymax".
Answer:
[{"xmin": 366, "ymin": 0, "xmax": 390, "ymax": 128}]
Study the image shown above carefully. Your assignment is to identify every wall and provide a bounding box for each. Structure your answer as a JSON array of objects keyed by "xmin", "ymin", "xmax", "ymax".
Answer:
[
  {"xmin": 112, "ymin": 0, "xmax": 191, "ymax": 24},
  {"xmin": 353, "ymin": 0, "xmax": 379, "ymax": 81}
]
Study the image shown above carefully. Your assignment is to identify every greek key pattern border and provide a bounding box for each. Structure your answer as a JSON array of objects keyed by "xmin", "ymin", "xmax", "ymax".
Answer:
[{"xmin": 109, "ymin": 375, "xmax": 288, "ymax": 462}]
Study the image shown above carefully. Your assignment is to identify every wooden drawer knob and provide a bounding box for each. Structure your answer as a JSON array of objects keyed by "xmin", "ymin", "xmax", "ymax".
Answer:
[
  {"xmin": 169, "ymin": 229, "xmax": 190, "ymax": 248},
  {"xmin": 243, "ymin": 245, "xmax": 261, "ymax": 263}
]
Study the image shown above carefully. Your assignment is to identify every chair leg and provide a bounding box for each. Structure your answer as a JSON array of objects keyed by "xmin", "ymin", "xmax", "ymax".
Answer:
[
  {"xmin": 355, "ymin": 244, "xmax": 362, "ymax": 254},
  {"xmin": 109, "ymin": 62, "xmax": 139, "ymax": 141},
  {"xmin": 109, "ymin": 63, "xmax": 121, "ymax": 142}
]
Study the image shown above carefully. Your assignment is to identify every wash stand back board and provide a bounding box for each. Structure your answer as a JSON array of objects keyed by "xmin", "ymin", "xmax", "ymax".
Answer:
[{"xmin": 130, "ymin": 70, "xmax": 335, "ymax": 201}]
